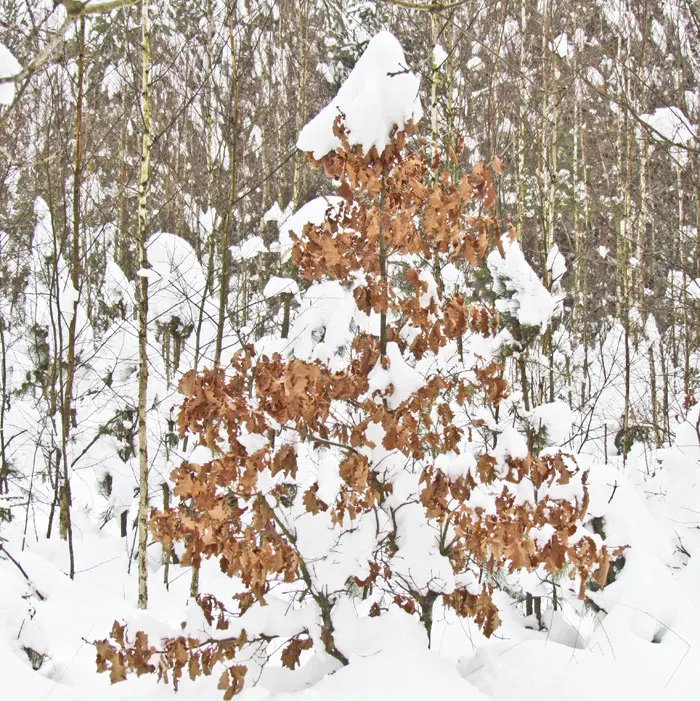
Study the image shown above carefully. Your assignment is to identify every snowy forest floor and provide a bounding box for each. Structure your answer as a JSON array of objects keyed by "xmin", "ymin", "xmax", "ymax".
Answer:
[{"xmin": 2, "ymin": 422, "xmax": 700, "ymax": 701}]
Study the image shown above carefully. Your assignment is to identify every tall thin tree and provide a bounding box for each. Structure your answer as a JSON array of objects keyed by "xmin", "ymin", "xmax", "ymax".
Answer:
[{"xmin": 136, "ymin": 0, "xmax": 152, "ymax": 610}]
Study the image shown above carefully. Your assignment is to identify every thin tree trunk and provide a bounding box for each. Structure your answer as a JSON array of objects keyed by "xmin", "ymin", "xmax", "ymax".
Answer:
[
  {"xmin": 213, "ymin": 0, "xmax": 239, "ymax": 367},
  {"xmin": 675, "ymin": 71, "xmax": 691, "ymax": 397},
  {"xmin": 193, "ymin": 0, "xmax": 217, "ymax": 370},
  {"xmin": 0, "ymin": 313, "xmax": 8, "ymax": 495},
  {"xmin": 619, "ymin": 16, "xmax": 634, "ymax": 460},
  {"xmin": 615, "ymin": 30, "xmax": 629, "ymax": 321},
  {"xmin": 517, "ymin": 0, "xmax": 527, "ymax": 239},
  {"xmin": 635, "ymin": 2, "xmax": 649, "ymax": 313},
  {"xmin": 379, "ymin": 184, "xmax": 387, "ymax": 357},
  {"xmin": 659, "ymin": 338, "xmax": 671, "ymax": 441},
  {"xmin": 429, "ymin": 7, "xmax": 440, "ymax": 163},
  {"xmin": 429, "ymin": 6, "xmax": 445, "ymax": 293},
  {"xmin": 292, "ymin": 0, "xmax": 309, "ymax": 210},
  {"xmin": 60, "ymin": 16, "xmax": 87, "ymax": 580},
  {"xmin": 572, "ymin": 11, "xmax": 590, "ymax": 408},
  {"xmin": 117, "ymin": 90, "xmax": 130, "ymax": 270},
  {"xmin": 649, "ymin": 345, "xmax": 660, "ymax": 447},
  {"xmin": 163, "ymin": 482, "xmax": 171, "ymax": 589},
  {"xmin": 136, "ymin": 0, "xmax": 152, "ymax": 611}
]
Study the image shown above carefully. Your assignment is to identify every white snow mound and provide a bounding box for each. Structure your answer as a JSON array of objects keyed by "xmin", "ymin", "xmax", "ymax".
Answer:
[
  {"xmin": 297, "ymin": 31, "xmax": 423, "ymax": 159},
  {"xmin": 0, "ymin": 42, "xmax": 21, "ymax": 105},
  {"xmin": 640, "ymin": 106, "xmax": 695, "ymax": 146},
  {"xmin": 487, "ymin": 239, "xmax": 558, "ymax": 332}
]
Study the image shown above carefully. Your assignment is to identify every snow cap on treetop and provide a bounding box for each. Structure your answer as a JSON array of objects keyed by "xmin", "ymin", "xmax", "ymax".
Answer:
[{"xmin": 296, "ymin": 31, "xmax": 423, "ymax": 159}]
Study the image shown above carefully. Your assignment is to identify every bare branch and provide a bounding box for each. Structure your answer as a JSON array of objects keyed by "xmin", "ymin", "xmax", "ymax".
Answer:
[
  {"xmin": 577, "ymin": 71, "xmax": 700, "ymax": 156},
  {"xmin": 0, "ymin": 543, "xmax": 46, "ymax": 600},
  {"xmin": 380, "ymin": 0, "xmax": 472, "ymax": 11},
  {"xmin": 0, "ymin": 0, "xmax": 136, "ymax": 87}
]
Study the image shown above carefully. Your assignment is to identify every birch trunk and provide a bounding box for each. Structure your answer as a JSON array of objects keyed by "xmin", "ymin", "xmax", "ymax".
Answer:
[
  {"xmin": 517, "ymin": 0, "xmax": 527, "ymax": 238},
  {"xmin": 538, "ymin": 0, "xmax": 556, "ymax": 403},
  {"xmin": 136, "ymin": 0, "xmax": 152, "ymax": 611},
  {"xmin": 635, "ymin": 2, "xmax": 649, "ymax": 313},
  {"xmin": 571, "ymin": 11, "xmax": 589, "ymax": 407},
  {"xmin": 213, "ymin": 0, "xmax": 239, "ymax": 367},
  {"xmin": 292, "ymin": 0, "xmax": 309, "ymax": 210}
]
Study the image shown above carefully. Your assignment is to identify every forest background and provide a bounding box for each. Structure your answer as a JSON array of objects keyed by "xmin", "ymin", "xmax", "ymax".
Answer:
[{"xmin": 0, "ymin": 1, "xmax": 699, "ymax": 700}]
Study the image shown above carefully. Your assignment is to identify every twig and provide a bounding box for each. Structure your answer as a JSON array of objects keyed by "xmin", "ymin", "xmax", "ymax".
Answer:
[
  {"xmin": 282, "ymin": 423, "xmax": 361, "ymax": 456},
  {"xmin": 0, "ymin": 543, "xmax": 46, "ymax": 600}
]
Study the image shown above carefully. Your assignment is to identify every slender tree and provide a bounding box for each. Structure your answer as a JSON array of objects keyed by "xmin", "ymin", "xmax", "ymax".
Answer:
[{"xmin": 136, "ymin": 0, "xmax": 152, "ymax": 611}]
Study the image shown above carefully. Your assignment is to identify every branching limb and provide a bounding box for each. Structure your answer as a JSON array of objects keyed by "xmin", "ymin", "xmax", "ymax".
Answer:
[
  {"xmin": 0, "ymin": 1, "xmax": 135, "ymax": 87},
  {"xmin": 257, "ymin": 495, "xmax": 349, "ymax": 666}
]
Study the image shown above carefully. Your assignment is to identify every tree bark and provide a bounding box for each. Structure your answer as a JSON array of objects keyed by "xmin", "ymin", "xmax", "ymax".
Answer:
[
  {"xmin": 213, "ymin": 0, "xmax": 239, "ymax": 368},
  {"xmin": 59, "ymin": 15, "xmax": 87, "ymax": 580},
  {"xmin": 136, "ymin": 0, "xmax": 152, "ymax": 611}
]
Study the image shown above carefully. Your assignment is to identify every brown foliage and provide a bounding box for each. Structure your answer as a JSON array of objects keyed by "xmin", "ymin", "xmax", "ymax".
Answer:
[{"xmin": 96, "ymin": 122, "xmax": 612, "ymax": 697}]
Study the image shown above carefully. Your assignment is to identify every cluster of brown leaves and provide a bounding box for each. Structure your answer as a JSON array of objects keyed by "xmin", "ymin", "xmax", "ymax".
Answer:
[
  {"xmin": 420, "ymin": 451, "xmax": 612, "ymax": 635},
  {"xmin": 292, "ymin": 118, "xmax": 502, "ymax": 355},
  {"xmin": 96, "ymin": 123, "xmax": 614, "ymax": 697},
  {"xmin": 95, "ymin": 621, "xmax": 247, "ymax": 699}
]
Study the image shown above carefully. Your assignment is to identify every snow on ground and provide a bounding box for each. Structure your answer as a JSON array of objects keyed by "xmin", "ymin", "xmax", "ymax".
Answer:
[
  {"xmin": 3, "ymin": 423, "xmax": 700, "ymax": 701},
  {"xmin": 463, "ymin": 639, "xmax": 686, "ymax": 701},
  {"xmin": 3, "ymin": 26, "xmax": 700, "ymax": 701}
]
